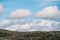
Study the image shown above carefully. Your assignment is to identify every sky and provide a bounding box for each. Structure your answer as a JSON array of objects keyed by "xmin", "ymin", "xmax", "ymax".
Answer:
[{"xmin": 0, "ymin": 0, "xmax": 60, "ymax": 32}]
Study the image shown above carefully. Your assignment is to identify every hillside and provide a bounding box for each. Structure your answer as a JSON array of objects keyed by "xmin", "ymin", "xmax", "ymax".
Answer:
[{"xmin": 0, "ymin": 29, "xmax": 60, "ymax": 40}]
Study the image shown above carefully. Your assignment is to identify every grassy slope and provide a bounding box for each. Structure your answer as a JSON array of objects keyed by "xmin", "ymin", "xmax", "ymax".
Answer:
[{"xmin": 0, "ymin": 29, "xmax": 60, "ymax": 40}]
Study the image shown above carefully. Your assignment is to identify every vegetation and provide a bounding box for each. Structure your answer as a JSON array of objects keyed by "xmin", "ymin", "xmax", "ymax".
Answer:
[{"xmin": 0, "ymin": 29, "xmax": 60, "ymax": 40}]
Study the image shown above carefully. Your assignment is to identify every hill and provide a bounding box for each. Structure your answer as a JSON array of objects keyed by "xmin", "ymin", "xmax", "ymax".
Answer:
[{"xmin": 0, "ymin": 29, "xmax": 60, "ymax": 40}]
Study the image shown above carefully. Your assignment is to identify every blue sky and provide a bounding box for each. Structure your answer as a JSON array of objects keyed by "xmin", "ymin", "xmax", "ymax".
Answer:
[
  {"xmin": 0, "ymin": 0, "xmax": 60, "ymax": 31},
  {"xmin": 0, "ymin": 0, "xmax": 60, "ymax": 19}
]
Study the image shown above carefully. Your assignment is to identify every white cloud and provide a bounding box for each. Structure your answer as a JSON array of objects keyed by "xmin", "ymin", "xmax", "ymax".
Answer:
[
  {"xmin": 6, "ymin": 25, "xmax": 20, "ymax": 31},
  {"xmin": 28, "ymin": 20, "xmax": 60, "ymax": 31},
  {"xmin": 32, "ymin": 20, "xmax": 53, "ymax": 28},
  {"xmin": 8, "ymin": 9, "xmax": 32, "ymax": 19},
  {"xmin": 0, "ymin": 19, "xmax": 10, "ymax": 29},
  {"xmin": 20, "ymin": 23, "xmax": 31, "ymax": 29},
  {"xmin": 0, "ymin": 4, "xmax": 4, "ymax": 13},
  {"xmin": 35, "ymin": 6, "xmax": 60, "ymax": 20},
  {"xmin": 6, "ymin": 23, "xmax": 31, "ymax": 31},
  {"xmin": 29, "ymin": 20, "xmax": 54, "ymax": 31},
  {"xmin": 5, "ymin": 19, "xmax": 60, "ymax": 31}
]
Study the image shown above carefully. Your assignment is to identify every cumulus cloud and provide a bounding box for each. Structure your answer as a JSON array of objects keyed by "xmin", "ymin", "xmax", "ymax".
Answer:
[
  {"xmin": 29, "ymin": 20, "xmax": 54, "ymax": 31},
  {"xmin": 0, "ymin": 4, "xmax": 4, "ymax": 13},
  {"xmin": 20, "ymin": 23, "xmax": 31, "ymax": 29},
  {"xmin": 35, "ymin": 6, "xmax": 60, "ymax": 20},
  {"xmin": 8, "ymin": 9, "xmax": 32, "ymax": 19},
  {"xmin": 31, "ymin": 20, "xmax": 53, "ymax": 28},
  {"xmin": 0, "ymin": 19, "xmax": 10, "ymax": 29},
  {"xmin": 1, "ymin": 6, "xmax": 60, "ymax": 31},
  {"xmin": 6, "ymin": 25, "xmax": 20, "ymax": 31},
  {"xmin": 6, "ymin": 23, "xmax": 31, "ymax": 31},
  {"xmin": 0, "ymin": 19, "xmax": 20, "ymax": 29},
  {"xmin": 5, "ymin": 19, "xmax": 60, "ymax": 31}
]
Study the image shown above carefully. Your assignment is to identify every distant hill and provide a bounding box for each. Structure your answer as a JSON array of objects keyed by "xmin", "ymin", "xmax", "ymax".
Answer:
[{"xmin": 0, "ymin": 29, "xmax": 60, "ymax": 40}]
